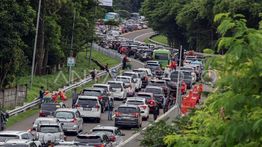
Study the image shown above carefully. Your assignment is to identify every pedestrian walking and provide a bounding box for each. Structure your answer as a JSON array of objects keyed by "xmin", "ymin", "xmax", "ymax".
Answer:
[
  {"xmin": 108, "ymin": 98, "xmax": 114, "ymax": 120},
  {"xmin": 90, "ymin": 68, "xmax": 97, "ymax": 82},
  {"xmin": 153, "ymin": 104, "xmax": 160, "ymax": 120},
  {"xmin": 122, "ymin": 55, "xmax": 128, "ymax": 70},
  {"xmin": 72, "ymin": 88, "xmax": 78, "ymax": 107},
  {"xmin": 104, "ymin": 63, "xmax": 111, "ymax": 77},
  {"xmin": 38, "ymin": 86, "xmax": 45, "ymax": 108}
]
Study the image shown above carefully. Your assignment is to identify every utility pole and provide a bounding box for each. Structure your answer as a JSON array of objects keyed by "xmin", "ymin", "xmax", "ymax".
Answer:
[
  {"xmin": 30, "ymin": 0, "xmax": 42, "ymax": 88},
  {"xmin": 69, "ymin": 10, "xmax": 76, "ymax": 85},
  {"xmin": 176, "ymin": 45, "xmax": 183, "ymax": 112},
  {"xmin": 89, "ymin": 0, "xmax": 98, "ymax": 65}
]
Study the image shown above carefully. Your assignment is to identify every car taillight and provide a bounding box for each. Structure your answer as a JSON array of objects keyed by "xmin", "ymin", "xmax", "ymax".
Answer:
[
  {"xmin": 94, "ymin": 144, "xmax": 105, "ymax": 147},
  {"xmin": 110, "ymin": 135, "xmax": 116, "ymax": 142},
  {"xmin": 140, "ymin": 105, "xmax": 147, "ymax": 110},
  {"xmin": 39, "ymin": 112, "xmax": 45, "ymax": 117},
  {"xmin": 98, "ymin": 96, "xmax": 103, "ymax": 100},
  {"xmin": 144, "ymin": 76, "xmax": 148, "ymax": 81},
  {"xmin": 132, "ymin": 112, "xmax": 139, "ymax": 118},
  {"xmin": 115, "ymin": 112, "xmax": 122, "ymax": 117},
  {"xmin": 74, "ymin": 103, "xmax": 80, "ymax": 108},
  {"xmin": 71, "ymin": 117, "xmax": 77, "ymax": 123},
  {"xmin": 96, "ymin": 104, "xmax": 100, "ymax": 110}
]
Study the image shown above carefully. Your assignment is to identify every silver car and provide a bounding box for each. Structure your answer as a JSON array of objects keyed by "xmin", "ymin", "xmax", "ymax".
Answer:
[
  {"xmin": 91, "ymin": 126, "xmax": 125, "ymax": 146},
  {"xmin": 55, "ymin": 108, "xmax": 83, "ymax": 134},
  {"xmin": 36, "ymin": 122, "xmax": 64, "ymax": 145}
]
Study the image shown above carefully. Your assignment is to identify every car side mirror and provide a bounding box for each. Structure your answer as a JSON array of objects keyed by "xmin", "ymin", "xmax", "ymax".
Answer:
[
  {"xmin": 141, "ymin": 111, "xmax": 145, "ymax": 113},
  {"xmin": 122, "ymin": 100, "xmax": 126, "ymax": 104}
]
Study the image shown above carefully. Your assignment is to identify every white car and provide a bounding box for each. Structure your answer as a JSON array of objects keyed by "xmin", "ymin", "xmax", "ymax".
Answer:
[
  {"xmin": 91, "ymin": 126, "xmax": 125, "ymax": 146},
  {"xmin": 136, "ymin": 68, "xmax": 153, "ymax": 77},
  {"xmin": 122, "ymin": 71, "xmax": 142, "ymax": 90},
  {"xmin": 93, "ymin": 84, "xmax": 112, "ymax": 99},
  {"xmin": 54, "ymin": 108, "xmax": 83, "ymax": 134},
  {"xmin": 2, "ymin": 139, "xmax": 40, "ymax": 147},
  {"xmin": 36, "ymin": 122, "xmax": 64, "ymax": 145},
  {"xmin": 75, "ymin": 96, "xmax": 102, "ymax": 123},
  {"xmin": 107, "ymin": 81, "xmax": 127, "ymax": 100},
  {"xmin": 32, "ymin": 117, "xmax": 60, "ymax": 130},
  {"xmin": 115, "ymin": 76, "xmax": 136, "ymax": 97},
  {"xmin": 0, "ymin": 131, "xmax": 40, "ymax": 146},
  {"xmin": 125, "ymin": 97, "xmax": 150, "ymax": 120}
]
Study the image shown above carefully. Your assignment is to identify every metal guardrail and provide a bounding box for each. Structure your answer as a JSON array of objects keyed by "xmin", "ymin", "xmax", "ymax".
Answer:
[{"xmin": 8, "ymin": 46, "xmax": 122, "ymax": 117}]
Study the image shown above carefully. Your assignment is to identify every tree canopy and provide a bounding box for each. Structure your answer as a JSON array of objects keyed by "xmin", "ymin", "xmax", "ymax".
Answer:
[
  {"xmin": 0, "ymin": 0, "xmax": 99, "ymax": 88},
  {"xmin": 141, "ymin": 0, "xmax": 262, "ymax": 51}
]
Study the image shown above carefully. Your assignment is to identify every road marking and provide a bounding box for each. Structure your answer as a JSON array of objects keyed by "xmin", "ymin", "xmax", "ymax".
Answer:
[{"xmin": 117, "ymin": 105, "xmax": 179, "ymax": 147}]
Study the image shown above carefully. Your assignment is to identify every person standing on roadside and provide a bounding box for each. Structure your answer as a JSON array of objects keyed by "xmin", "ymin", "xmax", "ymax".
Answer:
[
  {"xmin": 108, "ymin": 98, "xmax": 114, "ymax": 120},
  {"xmin": 153, "ymin": 103, "xmax": 160, "ymax": 120},
  {"xmin": 122, "ymin": 55, "xmax": 128, "ymax": 70},
  {"xmin": 39, "ymin": 86, "xmax": 45, "ymax": 108},
  {"xmin": 72, "ymin": 88, "xmax": 78, "ymax": 107},
  {"xmin": 90, "ymin": 68, "xmax": 97, "ymax": 83}
]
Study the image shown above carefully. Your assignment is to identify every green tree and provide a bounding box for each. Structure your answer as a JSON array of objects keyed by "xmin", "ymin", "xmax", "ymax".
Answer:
[
  {"xmin": 163, "ymin": 13, "xmax": 262, "ymax": 146},
  {"xmin": 0, "ymin": 0, "xmax": 35, "ymax": 88}
]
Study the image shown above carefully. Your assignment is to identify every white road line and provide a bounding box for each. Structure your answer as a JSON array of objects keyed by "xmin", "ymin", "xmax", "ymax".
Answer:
[{"xmin": 117, "ymin": 105, "xmax": 179, "ymax": 147}]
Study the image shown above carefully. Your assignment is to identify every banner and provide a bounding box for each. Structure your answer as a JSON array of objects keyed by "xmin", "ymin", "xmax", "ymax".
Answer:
[{"xmin": 98, "ymin": 0, "xmax": 113, "ymax": 7}]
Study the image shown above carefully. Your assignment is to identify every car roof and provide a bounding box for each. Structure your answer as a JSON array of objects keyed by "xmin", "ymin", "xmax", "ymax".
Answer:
[
  {"xmin": 35, "ymin": 117, "xmax": 58, "ymax": 121},
  {"xmin": 56, "ymin": 108, "xmax": 77, "ymax": 112},
  {"xmin": 137, "ymin": 92, "xmax": 153, "ymax": 96},
  {"xmin": 119, "ymin": 104, "xmax": 139, "ymax": 108},
  {"xmin": 116, "ymin": 76, "xmax": 132, "ymax": 79},
  {"xmin": 126, "ymin": 97, "xmax": 145, "ymax": 102},
  {"xmin": 123, "ymin": 71, "xmax": 138, "ymax": 75},
  {"xmin": 137, "ymin": 68, "xmax": 151, "ymax": 71},
  {"xmin": 4, "ymin": 139, "xmax": 32, "ymax": 144},
  {"xmin": 107, "ymin": 80, "xmax": 124, "ymax": 84},
  {"xmin": 92, "ymin": 126, "xmax": 118, "ymax": 130},
  {"xmin": 150, "ymin": 79, "xmax": 166, "ymax": 83},
  {"xmin": 93, "ymin": 84, "xmax": 109, "ymax": 87},
  {"xmin": 0, "ymin": 131, "xmax": 27, "ymax": 135},
  {"xmin": 145, "ymin": 85, "xmax": 163, "ymax": 89},
  {"xmin": 83, "ymin": 87, "xmax": 105, "ymax": 92},
  {"xmin": 78, "ymin": 95, "xmax": 99, "ymax": 99},
  {"xmin": 38, "ymin": 122, "xmax": 60, "ymax": 126}
]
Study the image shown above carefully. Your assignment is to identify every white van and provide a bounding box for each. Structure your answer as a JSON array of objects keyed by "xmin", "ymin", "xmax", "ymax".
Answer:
[{"xmin": 75, "ymin": 96, "xmax": 102, "ymax": 123}]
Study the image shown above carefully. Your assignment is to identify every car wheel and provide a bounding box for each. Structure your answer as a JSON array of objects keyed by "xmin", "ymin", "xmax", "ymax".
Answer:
[{"xmin": 97, "ymin": 118, "xmax": 101, "ymax": 123}]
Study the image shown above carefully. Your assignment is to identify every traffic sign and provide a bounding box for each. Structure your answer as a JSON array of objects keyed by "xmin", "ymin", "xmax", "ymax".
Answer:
[{"xmin": 67, "ymin": 57, "xmax": 75, "ymax": 66}]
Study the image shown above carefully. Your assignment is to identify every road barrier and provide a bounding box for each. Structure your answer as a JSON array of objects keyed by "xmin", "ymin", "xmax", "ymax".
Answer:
[{"xmin": 8, "ymin": 46, "xmax": 122, "ymax": 117}]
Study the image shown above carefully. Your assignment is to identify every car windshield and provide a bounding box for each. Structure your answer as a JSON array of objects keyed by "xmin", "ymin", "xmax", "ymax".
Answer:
[
  {"xmin": 83, "ymin": 90, "xmax": 101, "ymax": 96},
  {"xmin": 116, "ymin": 77, "xmax": 130, "ymax": 83},
  {"xmin": 55, "ymin": 111, "xmax": 74, "ymax": 119},
  {"xmin": 93, "ymin": 86, "xmax": 107, "ymax": 91},
  {"xmin": 34, "ymin": 119, "xmax": 56, "ymax": 126},
  {"xmin": 0, "ymin": 135, "xmax": 19, "ymax": 142},
  {"xmin": 108, "ymin": 83, "xmax": 122, "ymax": 89},
  {"xmin": 76, "ymin": 136, "xmax": 102, "ymax": 143},
  {"xmin": 39, "ymin": 125, "xmax": 61, "ymax": 133},
  {"xmin": 137, "ymin": 94, "xmax": 151, "ymax": 99},
  {"xmin": 118, "ymin": 107, "xmax": 138, "ymax": 113},
  {"xmin": 123, "ymin": 73, "xmax": 138, "ymax": 78},
  {"xmin": 186, "ymin": 57, "xmax": 196, "ymax": 60},
  {"xmin": 150, "ymin": 81, "xmax": 165, "ymax": 87},
  {"xmin": 41, "ymin": 104, "xmax": 60, "ymax": 111},
  {"xmin": 126, "ymin": 100, "xmax": 144, "ymax": 105},
  {"xmin": 78, "ymin": 99, "xmax": 97, "ymax": 107},
  {"xmin": 145, "ymin": 88, "xmax": 162, "ymax": 94},
  {"xmin": 155, "ymin": 53, "xmax": 169, "ymax": 60}
]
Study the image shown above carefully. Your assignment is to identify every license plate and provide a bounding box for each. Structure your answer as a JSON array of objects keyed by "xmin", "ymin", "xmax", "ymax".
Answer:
[{"xmin": 84, "ymin": 108, "xmax": 92, "ymax": 111}]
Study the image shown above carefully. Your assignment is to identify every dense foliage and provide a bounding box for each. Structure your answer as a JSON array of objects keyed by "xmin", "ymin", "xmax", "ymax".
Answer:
[
  {"xmin": 141, "ymin": 13, "xmax": 262, "ymax": 147},
  {"xmin": 0, "ymin": 0, "xmax": 99, "ymax": 88},
  {"xmin": 113, "ymin": 0, "xmax": 144, "ymax": 13},
  {"xmin": 141, "ymin": 0, "xmax": 262, "ymax": 51}
]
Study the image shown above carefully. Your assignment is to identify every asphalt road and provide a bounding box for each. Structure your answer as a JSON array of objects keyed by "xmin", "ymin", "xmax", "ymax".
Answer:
[{"xmin": 8, "ymin": 29, "xmax": 158, "ymax": 146}]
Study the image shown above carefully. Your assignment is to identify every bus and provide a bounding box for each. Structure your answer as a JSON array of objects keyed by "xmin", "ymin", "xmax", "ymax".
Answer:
[
  {"xmin": 153, "ymin": 49, "xmax": 171, "ymax": 68},
  {"xmin": 104, "ymin": 12, "xmax": 120, "ymax": 22}
]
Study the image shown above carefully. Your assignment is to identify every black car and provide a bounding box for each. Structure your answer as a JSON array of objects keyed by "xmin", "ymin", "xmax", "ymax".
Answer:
[{"xmin": 39, "ymin": 102, "xmax": 66, "ymax": 117}]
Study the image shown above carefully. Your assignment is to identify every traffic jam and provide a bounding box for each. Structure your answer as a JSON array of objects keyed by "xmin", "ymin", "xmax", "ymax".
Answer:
[{"xmin": 0, "ymin": 18, "xmax": 205, "ymax": 147}]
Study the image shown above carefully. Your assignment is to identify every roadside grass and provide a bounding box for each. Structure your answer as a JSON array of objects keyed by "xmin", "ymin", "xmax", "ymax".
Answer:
[
  {"xmin": 17, "ymin": 50, "xmax": 119, "ymax": 103},
  {"xmin": 151, "ymin": 35, "xmax": 168, "ymax": 45},
  {"xmin": 7, "ymin": 108, "xmax": 39, "ymax": 128},
  {"xmin": 144, "ymin": 38, "xmax": 150, "ymax": 44}
]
